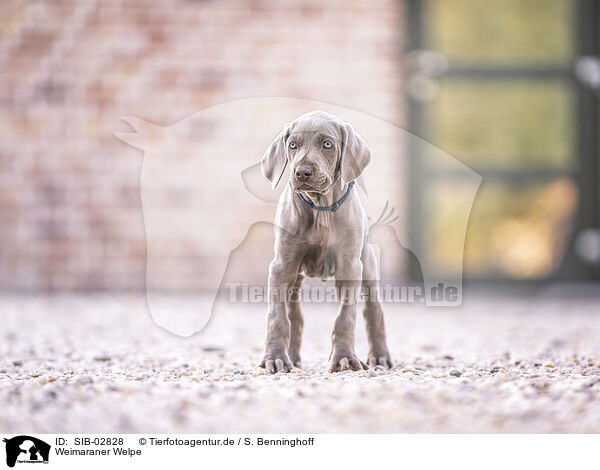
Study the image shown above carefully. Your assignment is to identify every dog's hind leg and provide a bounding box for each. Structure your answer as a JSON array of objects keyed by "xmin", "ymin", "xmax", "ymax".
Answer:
[{"xmin": 287, "ymin": 273, "xmax": 304, "ymax": 368}]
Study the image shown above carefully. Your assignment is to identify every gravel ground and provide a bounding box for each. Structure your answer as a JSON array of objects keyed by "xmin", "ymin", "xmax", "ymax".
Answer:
[{"xmin": 2, "ymin": 291, "xmax": 600, "ymax": 433}]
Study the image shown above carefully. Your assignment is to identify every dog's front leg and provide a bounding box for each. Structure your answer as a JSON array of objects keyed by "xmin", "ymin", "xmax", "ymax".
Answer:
[
  {"xmin": 329, "ymin": 259, "xmax": 368, "ymax": 372},
  {"xmin": 361, "ymin": 243, "xmax": 393, "ymax": 368},
  {"xmin": 259, "ymin": 259, "xmax": 298, "ymax": 373}
]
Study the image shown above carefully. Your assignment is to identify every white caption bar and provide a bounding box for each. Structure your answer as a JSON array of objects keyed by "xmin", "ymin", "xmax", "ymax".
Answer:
[{"xmin": 0, "ymin": 434, "xmax": 596, "ymax": 470}]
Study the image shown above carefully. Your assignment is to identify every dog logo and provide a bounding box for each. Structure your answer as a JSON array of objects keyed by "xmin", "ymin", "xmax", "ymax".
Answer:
[
  {"xmin": 3, "ymin": 436, "xmax": 50, "ymax": 467},
  {"xmin": 115, "ymin": 98, "xmax": 482, "ymax": 336}
]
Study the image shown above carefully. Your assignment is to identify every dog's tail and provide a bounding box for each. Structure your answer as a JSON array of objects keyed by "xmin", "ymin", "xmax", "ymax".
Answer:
[{"xmin": 369, "ymin": 201, "xmax": 399, "ymax": 230}]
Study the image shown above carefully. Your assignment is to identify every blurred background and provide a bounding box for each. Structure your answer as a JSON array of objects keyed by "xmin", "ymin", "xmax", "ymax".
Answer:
[
  {"xmin": 0, "ymin": 0, "xmax": 598, "ymax": 294},
  {"xmin": 406, "ymin": 0, "xmax": 600, "ymax": 285}
]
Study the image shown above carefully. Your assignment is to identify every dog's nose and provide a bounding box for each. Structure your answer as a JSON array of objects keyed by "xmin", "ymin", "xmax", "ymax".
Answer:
[{"xmin": 295, "ymin": 165, "xmax": 313, "ymax": 182}]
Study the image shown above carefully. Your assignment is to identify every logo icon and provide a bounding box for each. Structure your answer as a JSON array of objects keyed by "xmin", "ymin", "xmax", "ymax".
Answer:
[{"xmin": 3, "ymin": 436, "xmax": 50, "ymax": 467}]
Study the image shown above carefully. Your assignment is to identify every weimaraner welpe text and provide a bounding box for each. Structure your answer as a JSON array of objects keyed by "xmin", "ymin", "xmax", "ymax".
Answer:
[{"xmin": 259, "ymin": 111, "xmax": 392, "ymax": 373}]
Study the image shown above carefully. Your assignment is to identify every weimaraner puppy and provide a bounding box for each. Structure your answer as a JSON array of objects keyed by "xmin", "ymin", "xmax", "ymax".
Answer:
[{"xmin": 258, "ymin": 110, "xmax": 392, "ymax": 373}]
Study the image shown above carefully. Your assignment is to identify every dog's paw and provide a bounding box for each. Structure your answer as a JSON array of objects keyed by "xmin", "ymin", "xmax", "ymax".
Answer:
[
  {"xmin": 289, "ymin": 353, "xmax": 302, "ymax": 369},
  {"xmin": 258, "ymin": 351, "xmax": 294, "ymax": 374},
  {"xmin": 367, "ymin": 350, "xmax": 393, "ymax": 369},
  {"xmin": 328, "ymin": 350, "xmax": 368, "ymax": 373}
]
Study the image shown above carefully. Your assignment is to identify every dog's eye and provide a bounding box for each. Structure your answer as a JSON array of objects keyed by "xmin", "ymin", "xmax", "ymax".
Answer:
[
  {"xmin": 323, "ymin": 140, "xmax": 333, "ymax": 149},
  {"xmin": 289, "ymin": 142, "xmax": 297, "ymax": 150}
]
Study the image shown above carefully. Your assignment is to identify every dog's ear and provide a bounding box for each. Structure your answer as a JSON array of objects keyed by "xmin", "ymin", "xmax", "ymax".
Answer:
[
  {"xmin": 339, "ymin": 122, "xmax": 372, "ymax": 186},
  {"xmin": 261, "ymin": 122, "xmax": 291, "ymax": 189}
]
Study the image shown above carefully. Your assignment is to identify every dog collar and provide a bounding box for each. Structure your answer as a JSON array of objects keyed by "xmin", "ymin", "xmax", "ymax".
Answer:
[{"xmin": 296, "ymin": 181, "xmax": 355, "ymax": 213}]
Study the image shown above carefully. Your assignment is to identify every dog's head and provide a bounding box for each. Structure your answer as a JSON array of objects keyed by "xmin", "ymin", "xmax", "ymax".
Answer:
[{"xmin": 261, "ymin": 111, "xmax": 371, "ymax": 193}]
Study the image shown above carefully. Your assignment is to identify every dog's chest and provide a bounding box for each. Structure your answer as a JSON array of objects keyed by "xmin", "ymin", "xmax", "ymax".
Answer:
[
  {"xmin": 301, "ymin": 211, "xmax": 339, "ymax": 245},
  {"xmin": 299, "ymin": 221, "xmax": 340, "ymax": 280},
  {"xmin": 300, "ymin": 243, "xmax": 336, "ymax": 280}
]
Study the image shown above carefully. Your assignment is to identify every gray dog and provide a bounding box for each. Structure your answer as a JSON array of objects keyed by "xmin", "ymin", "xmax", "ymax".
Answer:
[{"xmin": 258, "ymin": 111, "xmax": 392, "ymax": 373}]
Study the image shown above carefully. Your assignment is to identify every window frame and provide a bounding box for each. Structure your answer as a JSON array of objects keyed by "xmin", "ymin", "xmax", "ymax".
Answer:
[{"xmin": 404, "ymin": 0, "xmax": 600, "ymax": 283}]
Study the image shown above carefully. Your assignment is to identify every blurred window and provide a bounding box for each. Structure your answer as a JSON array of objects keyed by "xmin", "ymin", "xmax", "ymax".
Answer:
[{"xmin": 406, "ymin": 0, "xmax": 599, "ymax": 280}]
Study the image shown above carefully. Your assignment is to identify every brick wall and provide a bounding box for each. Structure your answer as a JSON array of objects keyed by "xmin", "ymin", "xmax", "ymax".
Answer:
[{"xmin": 0, "ymin": 0, "xmax": 406, "ymax": 291}]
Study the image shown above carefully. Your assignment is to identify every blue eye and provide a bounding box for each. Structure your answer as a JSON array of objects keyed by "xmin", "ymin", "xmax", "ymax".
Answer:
[
  {"xmin": 289, "ymin": 142, "xmax": 297, "ymax": 149},
  {"xmin": 323, "ymin": 140, "xmax": 332, "ymax": 149}
]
